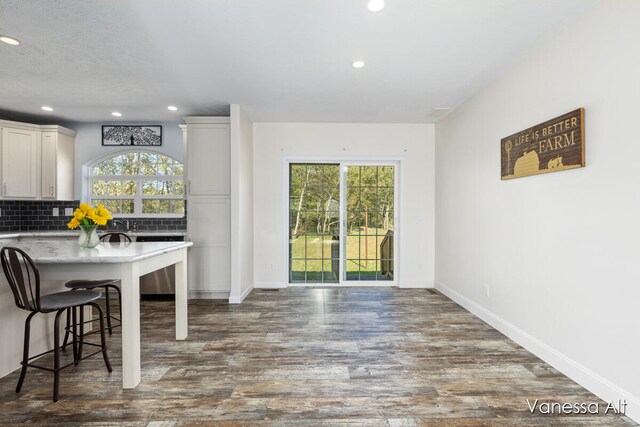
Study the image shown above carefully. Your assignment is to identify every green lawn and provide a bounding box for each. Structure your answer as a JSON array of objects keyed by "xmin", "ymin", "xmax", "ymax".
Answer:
[{"xmin": 290, "ymin": 227, "xmax": 393, "ymax": 282}]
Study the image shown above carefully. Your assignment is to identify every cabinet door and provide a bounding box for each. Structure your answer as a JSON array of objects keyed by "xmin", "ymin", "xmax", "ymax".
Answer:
[
  {"xmin": 188, "ymin": 246, "xmax": 231, "ymax": 293},
  {"xmin": 187, "ymin": 197, "xmax": 230, "ymax": 294},
  {"xmin": 187, "ymin": 197, "xmax": 230, "ymax": 245},
  {"xmin": 186, "ymin": 124, "xmax": 230, "ymax": 195},
  {"xmin": 1, "ymin": 127, "xmax": 39, "ymax": 198},
  {"xmin": 41, "ymin": 132, "xmax": 57, "ymax": 199}
]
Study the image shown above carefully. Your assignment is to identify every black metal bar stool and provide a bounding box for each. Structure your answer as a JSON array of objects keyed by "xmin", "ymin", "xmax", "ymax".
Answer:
[
  {"xmin": 1, "ymin": 247, "xmax": 112, "ymax": 402},
  {"xmin": 62, "ymin": 232, "xmax": 131, "ymax": 348}
]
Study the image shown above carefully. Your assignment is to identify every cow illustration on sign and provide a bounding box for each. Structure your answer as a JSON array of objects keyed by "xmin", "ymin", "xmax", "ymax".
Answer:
[{"xmin": 548, "ymin": 156, "xmax": 564, "ymax": 169}]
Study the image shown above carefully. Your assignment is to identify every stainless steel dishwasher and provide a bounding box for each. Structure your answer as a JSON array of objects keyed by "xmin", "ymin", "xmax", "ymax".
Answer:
[{"xmin": 136, "ymin": 234, "xmax": 185, "ymax": 297}]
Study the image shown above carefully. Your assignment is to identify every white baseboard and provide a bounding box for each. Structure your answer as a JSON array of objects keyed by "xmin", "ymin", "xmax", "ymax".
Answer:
[
  {"xmin": 400, "ymin": 280, "xmax": 434, "ymax": 288},
  {"xmin": 435, "ymin": 280, "xmax": 640, "ymax": 423},
  {"xmin": 188, "ymin": 290, "xmax": 230, "ymax": 300},
  {"xmin": 229, "ymin": 284, "xmax": 254, "ymax": 304},
  {"xmin": 254, "ymin": 281, "xmax": 435, "ymax": 289},
  {"xmin": 254, "ymin": 282, "xmax": 287, "ymax": 289}
]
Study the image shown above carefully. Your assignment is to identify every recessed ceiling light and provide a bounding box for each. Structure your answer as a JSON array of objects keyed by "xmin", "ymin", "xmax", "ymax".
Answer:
[
  {"xmin": 0, "ymin": 35, "xmax": 20, "ymax": 46},
  {"xmin": 368, "ymin": 0, "xmax": 385, "ymax": 12},
  {"xmin": 41, "ymin": 106, "xmax": 53, "ymax": 112},
  {"xmin": 111, "ymin": 111, "xmax": 122, "ymax": 117},
  {"xmin": 167, "ymin": 105, "xmax": 178, "ymax": 111},
  {"xmin": 352, "ymin": 61, "xmax": 365, "ymax": 69}
]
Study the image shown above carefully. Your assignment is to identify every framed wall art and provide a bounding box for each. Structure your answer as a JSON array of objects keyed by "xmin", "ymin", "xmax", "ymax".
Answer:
[{"xmin": 102, "ymin": 125, "xmax": 162, "ymax": 146}]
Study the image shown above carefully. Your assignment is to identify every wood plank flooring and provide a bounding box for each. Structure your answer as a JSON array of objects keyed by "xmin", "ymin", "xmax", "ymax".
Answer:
[{"xmin": 0, "ymin": 288, "xmax": 635, "ymax": 426}]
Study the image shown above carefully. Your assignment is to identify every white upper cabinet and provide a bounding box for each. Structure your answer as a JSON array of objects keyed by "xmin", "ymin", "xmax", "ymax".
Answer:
[
  {"xmin": 41, "ymin": 126, "xmax": 76, "ymax": 200},
  {"xmin": 184, "ymin": 117, "xmax": 230, "ymax": 196},
  {"xmin": 1, "ymin": 126, "xmax": 40, "ymax": 199},
  {"xmin": 0, "ymin": 120, "xmax": 76, "ymax": 200},
  {"xmin": 41, "ymin": 132, "xmax": 56, "ymax": 198}
]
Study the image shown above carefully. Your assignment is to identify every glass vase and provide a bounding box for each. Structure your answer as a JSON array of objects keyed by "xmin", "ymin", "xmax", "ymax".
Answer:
[{"xmin": 78, "ymin": 225, "xmax": 100, "ymax": 248}]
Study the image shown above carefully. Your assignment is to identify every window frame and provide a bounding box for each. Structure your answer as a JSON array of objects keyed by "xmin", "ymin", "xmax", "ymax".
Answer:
[{"xmin": 87, "ymin": 149, "xmax": 185, "ymax": 219}]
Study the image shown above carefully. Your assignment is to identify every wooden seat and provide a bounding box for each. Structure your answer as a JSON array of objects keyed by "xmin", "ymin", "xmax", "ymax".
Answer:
[{"xmin": 1, "ymin": 247, "xmax": 112, "ymax": 402}]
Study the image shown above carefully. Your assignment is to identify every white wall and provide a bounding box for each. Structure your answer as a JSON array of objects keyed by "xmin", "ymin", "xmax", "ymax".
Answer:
[
  {"xmin": 435, "ymin": 3, "xmax": 640, "ymax": 422},
  {"xmin": 229, "ymin": 105, "xmax": 254, "ymax": 303},
  {"xmin": 253, "ymin": 122, "xmax": 435, "ymax": 288},
  {"xmin": 67, "ymin": 121, "xmax": 184, "ymax": 200}
]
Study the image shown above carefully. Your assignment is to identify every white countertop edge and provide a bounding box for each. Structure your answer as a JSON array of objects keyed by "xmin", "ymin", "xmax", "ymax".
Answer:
[
  {"xmin": 0, "ymin": 231, "xmax": 187, "ymax": 239},
  {"xmin": 0, "ymin": 240, "xmax": 193, "ymax": 264},
  {"xmin": 122, "ymin": 241, "xmax": 193, "ymax": 263},
  {"xmin": 0, "ymin": 233, "xmax": 20, "ymax": 239}
]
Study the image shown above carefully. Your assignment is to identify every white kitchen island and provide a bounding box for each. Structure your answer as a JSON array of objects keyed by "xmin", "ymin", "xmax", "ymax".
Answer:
[{"xmin": 0, "ymin": 239, "xmax": 192, "ymax": 389}]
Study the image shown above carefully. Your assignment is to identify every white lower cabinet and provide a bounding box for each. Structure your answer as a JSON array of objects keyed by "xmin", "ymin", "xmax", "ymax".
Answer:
[
  {"xmin": 187, "ymin": 197, "xmax": 231, "ymax": 297},
  {"xmin": 187, "ymin": 246, "xmax": 231, "ymax": 295}
]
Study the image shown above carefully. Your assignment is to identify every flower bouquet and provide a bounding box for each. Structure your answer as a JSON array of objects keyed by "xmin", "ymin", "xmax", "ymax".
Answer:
[{"xmin": 67, "ymin": 203, "xmax": 113, "ymax": 248}]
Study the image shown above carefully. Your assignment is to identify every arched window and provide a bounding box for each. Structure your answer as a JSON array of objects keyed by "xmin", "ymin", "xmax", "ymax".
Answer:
[{"xmin": 89, "ymin": 151, "xmax": 184, "ymax": 217}]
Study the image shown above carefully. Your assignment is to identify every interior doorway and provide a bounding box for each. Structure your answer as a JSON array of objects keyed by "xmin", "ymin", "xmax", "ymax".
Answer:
[{"xmin": 287, "ymin": 161, "xmax": 398, "ymax": 285}]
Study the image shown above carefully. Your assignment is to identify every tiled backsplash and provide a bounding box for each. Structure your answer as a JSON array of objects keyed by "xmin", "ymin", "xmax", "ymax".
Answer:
[
  {"xmin": 0, "ymin": 200, "xmax": 78, "ymax": 232},
  {"xmin": 102, "ymin": 215, "xmax": 187, "ymax": 233},
  {"xmin": 0, "ymin": 200, "xmax": 22, "ymax": 232},
  {"xmin": 0, "ymin": 200, "xmax": 187, "ymax": 232}
]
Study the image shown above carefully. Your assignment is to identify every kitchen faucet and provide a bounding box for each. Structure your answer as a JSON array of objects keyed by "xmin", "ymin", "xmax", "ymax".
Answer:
[{"xmin": 113, "ymin": 219, "xmax": 130, "ymax": 231}]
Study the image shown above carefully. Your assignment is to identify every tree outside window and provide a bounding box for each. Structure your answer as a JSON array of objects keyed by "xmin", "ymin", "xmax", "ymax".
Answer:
[{"xmin": 89, "ymin": 151, "xmax": 184, "ymax": 217}]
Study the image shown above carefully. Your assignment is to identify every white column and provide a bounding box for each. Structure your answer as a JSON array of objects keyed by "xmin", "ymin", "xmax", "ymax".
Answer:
[
  {"xmin": 120, "ymin": 261, "xmax": 141, "ymax": 389},
  {"xmin": 175, "ymin": 248, "xmax": 188, "ymax": 340}
]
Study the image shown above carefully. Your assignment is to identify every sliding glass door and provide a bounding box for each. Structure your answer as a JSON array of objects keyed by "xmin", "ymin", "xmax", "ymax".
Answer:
[
  {"xmin": 288, "ymin": 161, "xmax": 397, "ymax": 285},
  {"xmin": 289, "ymin": 164, "xmax": 341, "ymax": 283},
  {"xmin": 343, "ymin": 165, "xmax": 395, "ymax": 281}
]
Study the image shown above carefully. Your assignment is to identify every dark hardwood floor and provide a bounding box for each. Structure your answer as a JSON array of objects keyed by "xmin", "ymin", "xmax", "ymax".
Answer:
[{"xmin": 0, "ymin": 288, "xmax": 635, "ymax": 426}]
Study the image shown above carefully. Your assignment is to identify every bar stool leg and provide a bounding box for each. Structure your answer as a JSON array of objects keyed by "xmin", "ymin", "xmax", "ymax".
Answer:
[
  {"xmin": 62, "ymin": 307, "xmax": 71, "ymax": 350},
  {"xmin": 53, "ymin": 309, "xmax": 64, "ymax": 402},
  {"xmin": 72, "ymin": 307, "xmax": 79, "ymax": 365},
  {"xmin": 90, "ymin": 303, "xmax": 112, "ymax": 372},
  {"xmin": 104, "ymin": 286, "xmax": 113, "ymax": 334},
  {"xmin": 106, "ymin": 284, "xmax": 122, "ymax": 329},
  {"xmin": 16, "ymin": 312, "xmax": 36, "ymax": 393},
  {"xmin": 78, "ymin": 305, "xmax": 85, "ymax": 360}
]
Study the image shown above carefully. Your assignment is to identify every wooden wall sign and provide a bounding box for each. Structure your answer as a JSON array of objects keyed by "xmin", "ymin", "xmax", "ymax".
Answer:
[{"xmin": 501, "ymin": 108, "xmax": 584, "ymax": 180}]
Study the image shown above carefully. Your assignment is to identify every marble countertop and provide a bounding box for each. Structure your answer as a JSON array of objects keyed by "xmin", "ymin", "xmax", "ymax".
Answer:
[
  {"xmin": 0, "ymin": 240, "xmax": 193, "ymax": 263},
  {"xmin": 0, "ymin": 231, "xmax": 187, "ymax": 239}
]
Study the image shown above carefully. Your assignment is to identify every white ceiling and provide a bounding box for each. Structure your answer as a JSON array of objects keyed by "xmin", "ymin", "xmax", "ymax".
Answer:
[{"xmin": 0, "ymin": 0, "xmax": 594, "ymax": 123}]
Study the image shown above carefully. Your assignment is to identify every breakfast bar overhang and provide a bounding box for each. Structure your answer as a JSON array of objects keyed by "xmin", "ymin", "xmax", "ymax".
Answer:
[{"xmin": 8, "ymin": 240, "xmax": 193, "ymax": 389}]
